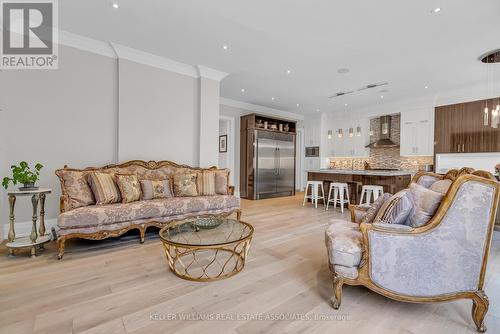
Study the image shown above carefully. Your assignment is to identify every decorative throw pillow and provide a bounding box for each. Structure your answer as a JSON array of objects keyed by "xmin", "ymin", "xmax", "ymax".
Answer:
[
  {"xmin": 378, "ymin": 190, "xmax": 414, "ymax": 225},
  {"xmin": 55, "ymin": 169, "xmax": 95, "ymax": 209},
  {"xmin": 87, "ymin": 172, "xmax": 121, "ymax": 205},
  {"xmin": 196, "ymin": 171, "xmax": 216, "ymax": 196},
  {"xmin": 408, "ymin": 182, "xmax": 444, "ymax": 227},
  {"xmin": 429, "ymin": 179, "xmax": 452, "ymax": 195},
  {"xmin": 141, "ymin": 179, "xmax": 173, "ymax": 200},
  {"xmin": 173, "ymin": 173, "xmax": 198, "ymax": 197},
  {"xmin": 115, "ymin": 174, "xmax": 142, "ymax": 203},
  {"xmin": 214, "ymin": 169, "xmax": 230, "ymax": 195},
  {"xmin": 360, "ymin": 193, "xmax": 392, "ymax": 224}
]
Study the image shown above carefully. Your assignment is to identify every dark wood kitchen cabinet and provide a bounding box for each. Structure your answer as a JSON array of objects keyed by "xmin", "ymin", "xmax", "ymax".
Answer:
[{"xmin": 435, "ymin": 97, "xmax": 500, "ymax": 154}]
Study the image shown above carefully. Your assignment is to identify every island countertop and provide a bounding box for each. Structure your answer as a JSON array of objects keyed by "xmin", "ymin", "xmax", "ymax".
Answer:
[{"xmin": 308, "ymin": 169, "xmax": 414, "ymax": 176}]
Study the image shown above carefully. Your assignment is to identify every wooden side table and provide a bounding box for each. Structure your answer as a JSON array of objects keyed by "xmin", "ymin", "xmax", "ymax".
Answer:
[{"xmin": 6, "ymin": 188, "xmax": 52, "ymax": 257}]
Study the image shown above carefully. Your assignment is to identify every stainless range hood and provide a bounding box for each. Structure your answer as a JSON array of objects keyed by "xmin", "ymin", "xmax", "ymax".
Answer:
[{"xmin": 366, "ymin": 115, "xmax": 399, "ymax": 148}]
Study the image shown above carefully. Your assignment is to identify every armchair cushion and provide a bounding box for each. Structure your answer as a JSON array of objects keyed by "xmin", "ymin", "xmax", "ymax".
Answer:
[
  {"xmin": 360, "ymin": 193, "xmax": 391, "ymax": 224},
  {"xmin": 408, "ymin": 183, "xmax": 444, "ymax": 227},
  {"xmin": 375, "ymin": 190, "xmax": 414, "ymax": 225},
  {"xmin": 429, "ymin": 179, "xmax": 452, "ymax": 195},
  {"xmin": 325, "ymin": 220, "xmax": 363, "ymax": 268}
]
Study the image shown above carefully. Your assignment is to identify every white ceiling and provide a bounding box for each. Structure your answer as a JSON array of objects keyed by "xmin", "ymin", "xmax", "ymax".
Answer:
[{"xmin": 59, "ymin": 0, "xmax": 500, "ymax": 114}]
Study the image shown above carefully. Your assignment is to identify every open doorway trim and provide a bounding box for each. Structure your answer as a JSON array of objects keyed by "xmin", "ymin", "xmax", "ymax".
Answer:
[{"xmin": 219, "ymin": 115, "xmax": 235, "ymax": 188}]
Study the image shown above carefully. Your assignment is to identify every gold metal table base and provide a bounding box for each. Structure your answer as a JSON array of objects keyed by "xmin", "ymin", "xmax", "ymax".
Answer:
[{"xmin": 162, "ymin": 239, "xmax": 251, "ymax": 282}]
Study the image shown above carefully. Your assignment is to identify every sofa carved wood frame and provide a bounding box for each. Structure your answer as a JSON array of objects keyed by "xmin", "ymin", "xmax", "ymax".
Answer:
[
  {"xmin": 333, "ymin": 170, "xmax": 500, "ymax": 333},
  {"xmin": 56, "ymin": 160, "xmax": 241, "ymax": 260}
]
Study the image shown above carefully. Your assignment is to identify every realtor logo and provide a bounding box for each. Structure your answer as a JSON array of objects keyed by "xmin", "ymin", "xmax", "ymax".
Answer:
[{"xmin": 1, "ymin": 0, "xmax": 58, "ymax": 69}]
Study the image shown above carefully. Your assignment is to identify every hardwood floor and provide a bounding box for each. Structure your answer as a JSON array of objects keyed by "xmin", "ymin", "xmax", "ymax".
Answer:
[{"xmin": 1, "ymin": 194, "xmax": 499, "ymax": 334}]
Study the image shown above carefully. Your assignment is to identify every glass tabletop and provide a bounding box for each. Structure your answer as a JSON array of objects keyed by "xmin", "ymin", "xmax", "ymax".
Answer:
[{"xmin": 160, "ymin": 218, "xmax": 253, "ymax": 247}]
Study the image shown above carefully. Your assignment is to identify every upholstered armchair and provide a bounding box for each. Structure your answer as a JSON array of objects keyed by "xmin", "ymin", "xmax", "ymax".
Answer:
[{"xmin": 326, "ymin": 170, "xmax": 500, "ymax": 332}]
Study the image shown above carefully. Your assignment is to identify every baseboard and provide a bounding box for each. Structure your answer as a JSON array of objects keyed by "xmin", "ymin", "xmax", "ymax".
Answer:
[{"xmin": 2, "ymin": 218, "xmax": 57, "ymax": 242}]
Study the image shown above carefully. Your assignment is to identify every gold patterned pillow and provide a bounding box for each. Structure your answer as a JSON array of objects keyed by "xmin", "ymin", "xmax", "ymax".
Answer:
[
  {"xmin": 88, "ymin": 172, "xmax": 121, "ymax": 205},
  {"xmin": 214, "ymin": 169, "xmax": 230, "ymax": 195},
  {"xmin": 140, "ymin": 179, "xmax": 173, "ymax": 200},
  {"xmin": 115, "ymin": 174, "xmax": 142, "ymax": 203},
  {"xmin": 173, "ymin": 173, "xmax": 198, "ymax": 197},
  {"xmin": 55, "ymin": 169, "xmax": 95, "ymax": 210},
  {"xmin": 196, "ymin": 171, "xmax": 216, "ymax": 196}
]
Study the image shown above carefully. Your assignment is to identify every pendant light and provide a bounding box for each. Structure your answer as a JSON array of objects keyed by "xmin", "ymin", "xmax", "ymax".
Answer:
[
  {"xmin": 327, "ymin": 130, "xmax": 333, "ymax": 139},
  {"xmin": 348, "ymin": 127, "xmax": 354, "ymax": 138},
  {"xmin": 337, "ymin": 129, "xmax": 343, "ymax": 138},
  {"xmin": 356, "ymin": 126, "xmax": 362, "ymax": 136},
  {"xmin": 484, "ymin": 105, "xmax": 489, "ymax": 126}
]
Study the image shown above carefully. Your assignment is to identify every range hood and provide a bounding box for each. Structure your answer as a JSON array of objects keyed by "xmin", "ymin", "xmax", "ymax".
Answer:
[{"xmin": 366, "ymin": 115, "xmax": 399, "ymax": 148}]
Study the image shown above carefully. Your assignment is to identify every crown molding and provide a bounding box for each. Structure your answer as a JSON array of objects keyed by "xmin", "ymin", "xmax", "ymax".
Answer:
[
  {"xmin": 110, "ymin": 42, "xmax": 199, "ymax": 77},
  {"xmin": 220, "ymin": 98, "xmax": 304, "ymax": 121},
  {"xmin": 57, "ymin": 30, "xmax": 228, "ymax": 79},
  {"xmin": 58, "ymin": 30, "xmax": 117, "ymax": 58},
  {"xmin": 197, "ymin": 65, "xmax": 228, "ymax": 81}
]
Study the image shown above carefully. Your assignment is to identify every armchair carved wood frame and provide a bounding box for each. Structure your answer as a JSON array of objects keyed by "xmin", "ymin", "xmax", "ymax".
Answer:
[{"xmin": 332, "ymin": 171, "xmax": 500, "ymax": 333}]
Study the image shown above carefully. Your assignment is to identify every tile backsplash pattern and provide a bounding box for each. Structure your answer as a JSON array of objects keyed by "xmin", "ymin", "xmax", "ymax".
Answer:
[{"xmin": 329, "ymin": 114, "xmax": 434, "ymax": 172}]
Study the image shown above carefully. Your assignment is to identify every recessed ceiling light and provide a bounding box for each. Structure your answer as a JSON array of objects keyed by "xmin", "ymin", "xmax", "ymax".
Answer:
[
  {"xmin": 431, "ymin": 7, "xmax": 441, "ymax": 14},
  {"xmin": 112, "ymin": 3, "xmax": 119, "ymax": 9},
  {"xmin": 296, "ymin": 103, "xmax": 300, "ymax": 107},
  {"xmin": 222, "ymin": 45, "xmax": 228, "ymax": 51},
  {"xmin": 241, "ymin": 88, "xmax": 245, "ymax": 93},
  {"xmin": 286, "ymin": 69, "xmax": 292, "ymax": 75},
  {"xmin": 337, "ymin": 68, "xmax": 350, "ymax": 74},
  {"xmin": 425, "ymin": 85, "xmax": 429, "ymax": 89},
  {"xmin": 380, "ymin": 95, "xmax": 384, "ymax": 99},
  {"xmin": 316, "ymin": 109, "xmax": 320, "ymax": 112},
  {"xmin": 344, "ymin": 103, "xmax": 348, "ymax": 107},
  {"xmin": 271, "ymin": 97, "xmax": 275, "ymax": 101}
]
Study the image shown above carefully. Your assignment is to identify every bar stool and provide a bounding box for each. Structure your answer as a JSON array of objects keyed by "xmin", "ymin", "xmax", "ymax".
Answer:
[
  {"xmin": 359, "ymin": 185, "xmax": 384, "ymax": 205},
  {"xmin": 303, "ymin": 181, "xmax": 325, "ymax": 208},
  {"xmin": 326, "ymin": 183, "xmax": 350, "ymax": 213}
]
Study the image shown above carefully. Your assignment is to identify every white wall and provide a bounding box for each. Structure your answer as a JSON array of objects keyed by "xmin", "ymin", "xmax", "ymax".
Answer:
[
  {"xmin": 118, "ymin": 59, "xmax": 200, "ymax": 165},
  {"xmin": 0, "ymin": 45, "xmax": 118, "ymax": 238},
  {"xmin": 199, "ymin": 78, "xmax": 221, "ymax": 167},
  {"xmin": 0, "ymin": 43, "xmax": 224, "ymax": 240}
]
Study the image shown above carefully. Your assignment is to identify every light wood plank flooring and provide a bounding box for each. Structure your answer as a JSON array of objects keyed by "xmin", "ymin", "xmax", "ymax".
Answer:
[{"xmin": 1, "ymin": 194, "xmax": 499, "ymax": 334}]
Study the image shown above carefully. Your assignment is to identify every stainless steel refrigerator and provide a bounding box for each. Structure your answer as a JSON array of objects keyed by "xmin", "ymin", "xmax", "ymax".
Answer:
[{"xmin": 254, "ymin": 130, "xmax": 296, "ymax": 199}]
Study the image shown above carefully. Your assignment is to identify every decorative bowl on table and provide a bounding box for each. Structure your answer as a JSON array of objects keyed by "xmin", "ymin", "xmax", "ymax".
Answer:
[{"xmin": 190, "ymin": 217, "xmax": 224, "ymax": 230}]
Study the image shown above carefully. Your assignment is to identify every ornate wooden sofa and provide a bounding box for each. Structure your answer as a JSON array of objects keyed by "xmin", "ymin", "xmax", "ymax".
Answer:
[
  {"xmin": 326, "ymin": 168, "xmax": 500, "ymax": 332},
  {"xmin": 55, "ymin": 160, "xmax": 241, "ymax": 259}
]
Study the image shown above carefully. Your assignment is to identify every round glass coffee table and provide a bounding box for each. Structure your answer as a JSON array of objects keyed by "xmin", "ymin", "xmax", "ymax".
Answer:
[{"xmin": 159, "ymin": 217, "xmax": 254, "ymax": 282}]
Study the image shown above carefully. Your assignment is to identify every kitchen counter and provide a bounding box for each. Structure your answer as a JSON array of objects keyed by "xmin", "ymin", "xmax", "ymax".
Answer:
[
  {"xmin": 307, "ymin": 170, "xmax": 413, "ymax": 200},
  {"xmin": 311, "ymin": 169, "xmax": 414, "ymax": 176}
]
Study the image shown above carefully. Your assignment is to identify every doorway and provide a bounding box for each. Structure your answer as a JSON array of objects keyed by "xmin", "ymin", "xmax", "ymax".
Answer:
[{"xmin": 219, "ymin": 116, "xmax": 235, "ymax": 187}]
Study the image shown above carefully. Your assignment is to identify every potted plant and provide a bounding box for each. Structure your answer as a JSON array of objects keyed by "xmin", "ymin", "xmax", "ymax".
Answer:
[{"xmin": 2, "ymin": 161, "xmax": 43, "ymax": 190}]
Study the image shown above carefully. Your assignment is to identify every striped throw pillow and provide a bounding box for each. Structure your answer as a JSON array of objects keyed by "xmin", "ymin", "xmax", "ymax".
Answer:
[
  {"xmin": 88, "ymin": 172, "xmax": 121, "ymax": 205},
  {"xmin": 196, "ymin": 171, "xmax": 216, "ymax": 196},
  {"xmin": 141, "ymin": 179, "xmax": 173, "ymax": 200},
  {"xmin": 115, "ymin": 174, "xmax": 142, "ymax": 203}
]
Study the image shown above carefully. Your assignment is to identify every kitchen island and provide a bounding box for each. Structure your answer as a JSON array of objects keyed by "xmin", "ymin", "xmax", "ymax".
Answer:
[{"xmin": 307, "ymin": 169, "xmax": 413, "ymax": 203}]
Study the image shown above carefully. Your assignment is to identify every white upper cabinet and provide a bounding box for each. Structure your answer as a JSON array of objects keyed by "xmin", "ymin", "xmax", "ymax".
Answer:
[
  {"xmin": 329, "ymin": 118, "xmax": 369, "ymax": 157},
  {"xmin": 400, "ymin": 109, "xmax": 434, "ymax": 156}
]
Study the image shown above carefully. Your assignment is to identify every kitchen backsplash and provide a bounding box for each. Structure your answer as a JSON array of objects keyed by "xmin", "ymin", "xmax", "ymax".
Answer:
[
  {"xmin": 328, "ymin": 114, "xmax": 434, "ymax": 172},
  {"xmin": 328, "ymin": 155, "xmax": 434, "ymax": 172}
]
